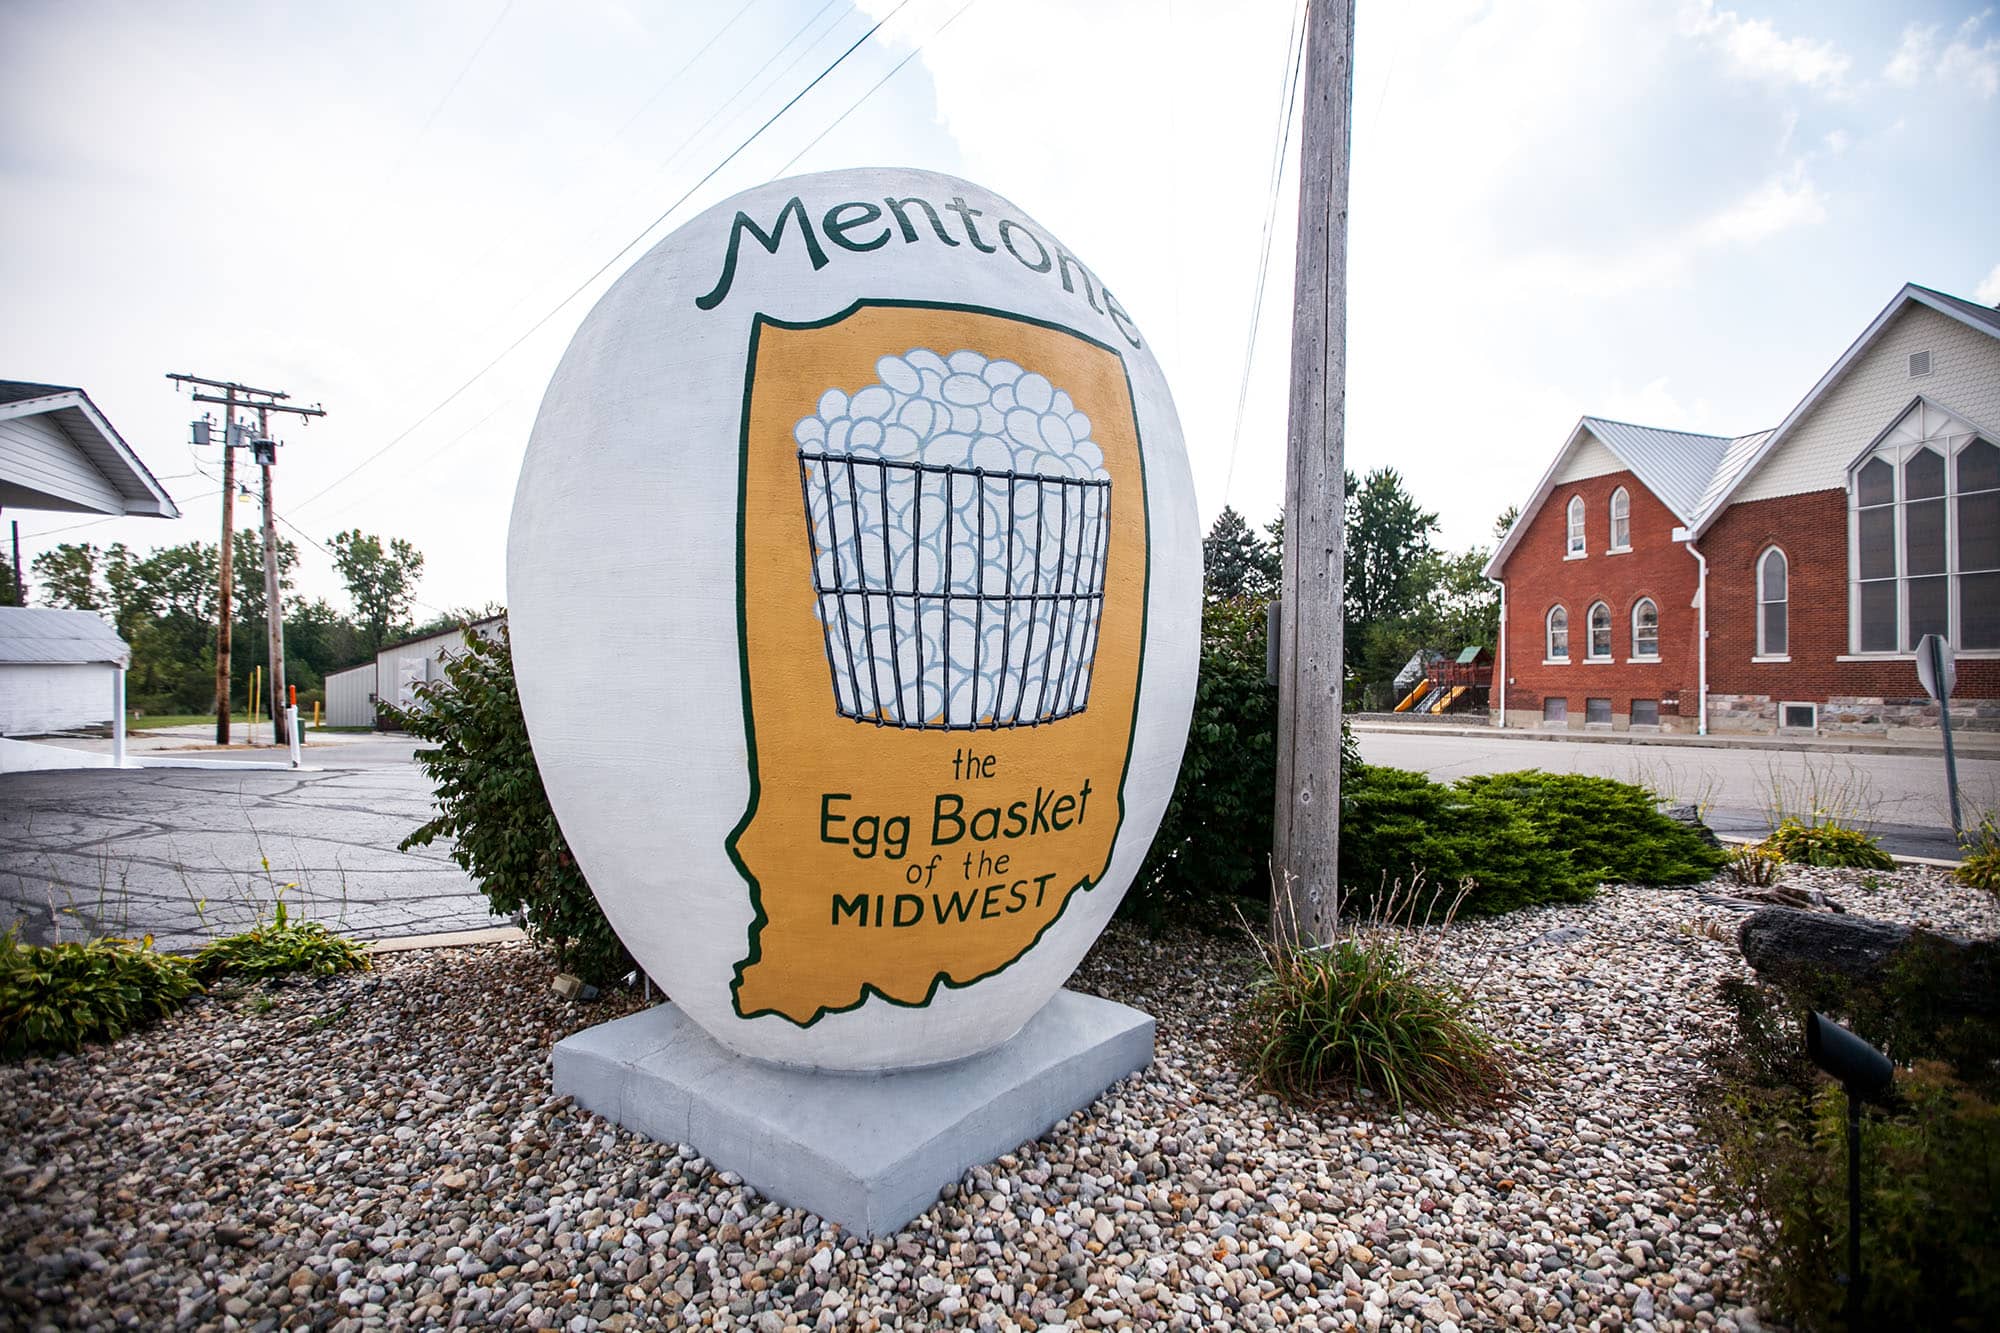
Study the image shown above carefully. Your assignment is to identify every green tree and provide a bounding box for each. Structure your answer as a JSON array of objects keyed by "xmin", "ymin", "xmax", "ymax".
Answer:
[
  {"xmin": 328, "ymin": 530, "xmax": 425, "ymax": 656},
  {"xmin": 231, "ymin": 529, "xmax": 298, "ymax": 632},
  {"xmin": 1202, "ymin": 506, "xmax": 1280, "ymax": 602},
  {"xmin": 0, "ymin": 552, "xmax": 21, "ymax": 607},
  {"xmin": 31, "ymin": 543, "xmax": 103, "ymax": 612}
]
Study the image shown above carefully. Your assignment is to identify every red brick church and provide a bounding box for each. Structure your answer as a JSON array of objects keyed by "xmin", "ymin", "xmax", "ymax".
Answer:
[{"xmin": 1487, "ymin": 282, "xmax": 1998, "ymax": 736}]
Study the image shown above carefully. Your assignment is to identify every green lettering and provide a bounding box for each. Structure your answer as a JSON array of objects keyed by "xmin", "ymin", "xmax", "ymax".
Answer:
[
  {"xmin": 932, "ymin": 887, "xmax": 977, "ymax": 923},
  {"xmin": 932, "ymin": 793, "xmax": 966, "ymax": 845},
  {"xmin": 694, "ymin": 196, "xmax": 829, "ymax": 311},
  {"xmin": 820, "ymin": 792, "xmax": 850, "ymax": 844},
  {"xmin": 824, "ymin": 201, "xmax": 890, "ymax": 252},
  {"xmin": 832, "ymin": 893, "xmax": 869, "ymax": 927}
]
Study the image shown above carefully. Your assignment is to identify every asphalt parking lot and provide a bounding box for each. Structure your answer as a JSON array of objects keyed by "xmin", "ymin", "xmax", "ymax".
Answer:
[{"xmin": 0, "ymin": 737, "xmax": 505, "ymax": 952}]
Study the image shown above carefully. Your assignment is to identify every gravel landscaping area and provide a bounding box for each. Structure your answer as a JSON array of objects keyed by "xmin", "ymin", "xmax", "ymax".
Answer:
[{"xmin": 3, "ymin": 869, "xmax": 1993, "ymax": 1332}]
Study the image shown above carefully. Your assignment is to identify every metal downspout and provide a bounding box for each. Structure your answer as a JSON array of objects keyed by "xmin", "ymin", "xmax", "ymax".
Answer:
[
  {"xmin": 1492, "ymin": 578, "xmax": 1507, "ymax": 727},
  {"xmin": 1684, "ymin": 538, "xmax": 1709, "ymax": 736}
]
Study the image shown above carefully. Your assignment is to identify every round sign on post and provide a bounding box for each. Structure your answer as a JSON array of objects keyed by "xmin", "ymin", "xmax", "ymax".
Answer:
[{"xmin": 509, "ymin": 169, "xmax": 1199, "ymax": 1073}]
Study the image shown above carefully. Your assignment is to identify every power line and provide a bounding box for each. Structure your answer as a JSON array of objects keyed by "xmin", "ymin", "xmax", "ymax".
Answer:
[
  {"xmin": 292, "ymin": 0, "xmax": 915, "ymax": 515},
  {"xmin": 609, "ymin": 0, "xmax": 768, "ymax": 142},
  {"xmin": 15, "ymin": 491, "xmax": 225, "ymax": 542},
  {"xmin": 776, "ymin": 0, "xmax": 982, "ymax": 176},
  {"xmin": 388, "ymin": 0, "xmax": 517, "ymax": 183},
  {"xmin": 1221, "ymin": 0, "xmax": 1310, "ymax": 508}
]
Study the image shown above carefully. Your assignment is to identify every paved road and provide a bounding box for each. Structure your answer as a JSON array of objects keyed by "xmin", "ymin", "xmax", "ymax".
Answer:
[
  {"xmin": 0, "ymin": 737, "xmax": 506, "ymax": 951},
  {"xmin": 1355, "ymin": 728, "xmax": 1997, "ymax": 860}
]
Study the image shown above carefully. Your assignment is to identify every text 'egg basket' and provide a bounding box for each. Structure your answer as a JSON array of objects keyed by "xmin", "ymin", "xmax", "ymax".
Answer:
[{"xmin": 798, "ymin": 453, "xmax": 1111, "ymax": 729}]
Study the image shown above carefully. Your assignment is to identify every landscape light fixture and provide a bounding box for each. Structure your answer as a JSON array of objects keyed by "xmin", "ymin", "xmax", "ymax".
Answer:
[{"xmin": 1805, "ymin": 1011, "xmax": 1894, "ymax": 1322}]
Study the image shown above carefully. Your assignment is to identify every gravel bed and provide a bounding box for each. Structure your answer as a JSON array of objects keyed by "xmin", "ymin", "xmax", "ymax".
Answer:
[{"xmin": 2, "ymin": 871, "xmax": 1987, "ymax": 1332}]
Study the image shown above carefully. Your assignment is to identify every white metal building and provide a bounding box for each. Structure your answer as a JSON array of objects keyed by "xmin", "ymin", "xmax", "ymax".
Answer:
[
  {"xmin": 1, "ymin": 381, "xmax": 179, "ymax": 519},
  {"xmin": 322, "ymin": 616, "xmax": 506, "ymax": 728},
  {"xmin": 0, "ymin": 607, "xmax": 129, "ymax": 736}
]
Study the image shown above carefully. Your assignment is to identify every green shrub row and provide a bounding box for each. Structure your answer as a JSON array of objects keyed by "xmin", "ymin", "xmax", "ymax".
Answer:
[
  {"xmin": 0, "ymin": 930, "xmax": 201, "ymax": 1060},
  {"xmin": 1, "ymin": 905, "xmax": 370, "ymax": 1060}
]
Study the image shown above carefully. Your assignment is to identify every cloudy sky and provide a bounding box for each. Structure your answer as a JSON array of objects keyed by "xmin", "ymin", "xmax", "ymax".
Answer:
[{"xmin": 3, "ymin": 0, "xmax": 1996, "ymax": 617}]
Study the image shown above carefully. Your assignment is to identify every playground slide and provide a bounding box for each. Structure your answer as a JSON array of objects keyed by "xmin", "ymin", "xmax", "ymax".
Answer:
[
  {"xmin": 1393, "ymin": 680, "xmax": 1432, "ymax": 713},
  {"xmin": 1427, "ymin": 684, "xmax": 1469, "ymax": 715}
]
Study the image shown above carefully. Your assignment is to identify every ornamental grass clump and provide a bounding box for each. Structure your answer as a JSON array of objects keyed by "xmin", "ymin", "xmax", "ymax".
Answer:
[
  {"xmin": 1761, "ymin": 816, "xmax": 1895, "ymax": 870},
  {"xmin": 192, "ymin": 894, "xmax": 370, "ymax": 982},
  {"xmin": 1237, "ymin": 879, "xmax": 1509, "ymax": 1118},
  {"xmin": 1955, "ymin": 818, "xmax": 2000, "ymax": 893},
  {"xmin": 0, "ymin": 928, "xmax": 201, "ymax": 1059}
]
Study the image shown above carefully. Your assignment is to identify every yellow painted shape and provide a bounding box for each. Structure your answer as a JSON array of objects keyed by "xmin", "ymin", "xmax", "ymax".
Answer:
[{"xmin": 731, "ymin": 306, "xmax": 1148, "ymax": 1025}]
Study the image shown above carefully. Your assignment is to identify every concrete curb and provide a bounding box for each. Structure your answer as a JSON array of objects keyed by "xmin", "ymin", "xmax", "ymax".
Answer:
[
  {"xmin": 1351, "ymin": 720, "xmax": 2000, "ymax": 759},
  {"xmin": 364, "ymin": 926, "xmax": 528, "ymax": 954}
]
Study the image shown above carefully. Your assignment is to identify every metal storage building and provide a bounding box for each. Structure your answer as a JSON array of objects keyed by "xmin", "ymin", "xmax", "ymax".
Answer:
[
  {"xmin": 0, "ymin": 607, "xmax": 129, "ymax": 737},
  {"xmin": 321, "ymin": 616, "xmax": 505, "ymax": 729}
]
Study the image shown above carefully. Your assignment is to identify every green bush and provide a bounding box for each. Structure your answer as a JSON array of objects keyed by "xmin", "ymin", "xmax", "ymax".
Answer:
[
  {"xmin": 1339, "ymin": 766, "xmax": 1723, "ymax": 917},
  {"xmin": 1237, "ymin": 905, "xmax": 1509, "ymax": 1117},
  {"xmin": 1762, "ymin": 817, "xmax": 1895, "ymax": 869},
  {"xmin": 192, "ymin": 896, "xmax": 370, "ymax": 982},
  {"xmin": 0, "ymin": 929, "xmax": 201, "ymax": 1059},
  {"xmin": 1129, "ymin": 596, "xmax": 1358, "ymax": 927},
  {"xmin": 1703, "ymin": 921, "xmax": 2000, "ymax": 1326},
  {"xmin": 394, "ymin": 627, "xmax": 633, "ymax": 985},
  {"xmin": 1955, "ymin": 818, "xmax": 2000, "ymax": 893}
]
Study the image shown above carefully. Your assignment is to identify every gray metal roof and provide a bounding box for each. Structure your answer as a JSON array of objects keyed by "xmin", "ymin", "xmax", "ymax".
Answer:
[
  {"xmin": 0, "ymin": 381, "xmax": 80, "ymax": 407},
  {"xmin": 1692, "ymin": 429, "xmax": 1774, "ymax": 522},
  {"xmin": 0, "ymin": 607, "xmax": 130, "ymax": 665},
  {"xmin": 1909, "ymin": 284, "xmax": 2000, "ymax": 338},
  {"xmin": 1576, "ymin": 417, "xmax": 1734, "ymax": 522}
]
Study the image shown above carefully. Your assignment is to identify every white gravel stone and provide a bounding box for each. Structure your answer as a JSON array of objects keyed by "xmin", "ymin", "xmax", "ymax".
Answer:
[{"xmin": 5, "ymin": 869, "xmax": 1987, "ymax": 1330}]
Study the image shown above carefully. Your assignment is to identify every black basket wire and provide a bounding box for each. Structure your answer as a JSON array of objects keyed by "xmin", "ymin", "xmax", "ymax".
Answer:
[{"xmin": 798, "ymin": 450, "xmax": 1111, "ymax": 729}]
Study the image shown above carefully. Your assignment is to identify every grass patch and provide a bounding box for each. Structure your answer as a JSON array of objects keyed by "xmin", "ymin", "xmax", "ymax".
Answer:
[
  {"xmin": 1236, "ymin": 881, "xmax": 1510, "ymax": 1118},
  {"xmin": 0, "ymin": 928, "xmax": 201, "ymax": 1058},
  {"xmin": 126, "ymin": 711, "xmax": 256, "ymax": 731},
  {"xmin": 192, "ymin": 897, "xmax": 370, "ymax": 982},
  {"xmin": 1956, "ymin": 817, "xmax": 2000, "ymax": 893}
]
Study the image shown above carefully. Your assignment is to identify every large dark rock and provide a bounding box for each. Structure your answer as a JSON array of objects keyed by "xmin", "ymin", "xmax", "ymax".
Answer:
[
  {"xmin": 1659, "ymin": 802, "xmax": 1723, "ymax": 849},
  {"xmin": 1738, "ymin": 907, "xmax": 1910, "ymax": 979},
  {"xmin": 1738, "ymin": 907, "xmax": 2000, "ymax": 1016}
]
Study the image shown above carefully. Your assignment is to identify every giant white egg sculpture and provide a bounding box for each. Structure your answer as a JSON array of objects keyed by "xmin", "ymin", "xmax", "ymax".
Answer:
[{"xmin": 509, "ymin": 168, "xmax": 1198, "ymax": 1071}]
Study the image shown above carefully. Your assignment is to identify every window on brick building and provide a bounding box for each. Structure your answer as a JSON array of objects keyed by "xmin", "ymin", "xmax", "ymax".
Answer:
[
  {"xmin": 1585, "ymin": 697, "xmax": 1612, "ymax": 724},
  {"xmin": 1542, "ymin": 697, "xmax": 1567, "ymax": 724},
  {"xmin": 1850, "ymin": 400, "xmax": 2000, "ymax": 651},
  {"xmin": 1587, "ymin": 601, "xmax": 1611, "ymax": 659},
  {"xmin": 1609, "ymin": 487, "xmax": 1631, "ymax": 550},
  {"xmin": 1631, "ymin": 597, "xmax": 1659, "ymax": 659},
  {"xmin": 1758, "ymin": 547, "xmax": 1788, "ymax": 656},
  {"xmin": 1631, "ymin": 699, "xmax": 1660, "ymax": 727},
  {"xmin": 1566, "ymin": 496, "xmax": 1585, "ymax": 556},
  {"xmin": 1546, "ymin": 605, "xmax": 1569, "ymax": 660}
]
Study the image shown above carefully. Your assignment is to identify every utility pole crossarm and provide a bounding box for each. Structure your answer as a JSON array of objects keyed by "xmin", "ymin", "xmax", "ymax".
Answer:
[{"xmin": 167, "ymin": 371, "xmax": 326, "ymax": 748}]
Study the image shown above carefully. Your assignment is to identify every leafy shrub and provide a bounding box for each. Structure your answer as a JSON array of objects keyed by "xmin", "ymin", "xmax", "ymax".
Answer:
[
  {"xmin": 394, "ymin": 627, "xmax": 634, "ymax": 985},
  {"xmin": 1339, "ymin": 766, "xmax": 1722, "ymax": 917},
  {"xmin": 1703, "ymin": 919, "xmax": 2000, "ymax": 1326},
  {"xmin": 1956, "ymin": 818, "xmax": 2000, "ymax": 893},
  {"xmin": 1236, "ymin": 886, "xmax": 1509, "ymax": 1117},
  {"xmin": 0, "ymin": 929, "xmax": 201, "ymax": 1059},
  {"xmin": 1723, "ymin": 844, "xmax": 1784, "ymax": 887},
  {"xmin": 192, "ymin": 896, "xmax": 370, "ymax": 982},
  {"xmin": 1129, "ymin": 596, "xmax": 1359, "ymax": 927},
  {"xmin": 1762, "ymin": 817, "xmax": 1894, "ymax": 869}
]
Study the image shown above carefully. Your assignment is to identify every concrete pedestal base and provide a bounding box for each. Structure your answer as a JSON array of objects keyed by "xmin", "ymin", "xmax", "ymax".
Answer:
[{"xmin": 553, "ymin": 989, "xmax": 1154, "ymax": 1236}]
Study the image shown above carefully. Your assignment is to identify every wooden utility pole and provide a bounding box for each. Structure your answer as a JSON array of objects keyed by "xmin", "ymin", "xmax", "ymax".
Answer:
[
  {"xmin": 256, "ymin": 405, "xmax": 290, "ymax": 747},
  {"xmin": 167, "ymin": 373, "xmax": 325, "ymax": 746},
  {"xmin": 1272, "ymin": 0, "xmax": 1355, "ymax": 945},
  {"xmin": 215, "ymin": 386, "xmax": 239, "ymax": 745}
]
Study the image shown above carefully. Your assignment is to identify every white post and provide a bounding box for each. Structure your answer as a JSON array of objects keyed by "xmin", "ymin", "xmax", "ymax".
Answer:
[
  {"xmin": 1493, "ymin": 579, "xmax": 1507, "ymax": 728},
  {"xmin": 287, "ymin": 705, "xmax": 302, "ymax": 768},
  {"xmin": 112, "ymin": 665, "xmax": 127, "ymax": 768}
]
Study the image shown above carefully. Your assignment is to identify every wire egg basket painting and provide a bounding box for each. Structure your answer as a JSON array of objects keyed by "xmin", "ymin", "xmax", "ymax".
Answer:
[{"xmin": 796, "ymin": 348, "xmax": 1112, "ymax": 729}]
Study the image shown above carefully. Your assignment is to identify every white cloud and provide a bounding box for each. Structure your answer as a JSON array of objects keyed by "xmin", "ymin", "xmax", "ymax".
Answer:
[
  {"xmin": 1695, "ymin": 165, "xmax": 1829, "ymax": 246},
  {"xmin": 1976, "ymin": 262, "xmax": 2000, "ymax": 306},
  {"xmin": 1679, "ymin": 0, "xmax": 1851, "ymax": 90},
  {"xmin": 1884, "ymin": 14, "xmax": 2000, "ymax": 97}
]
